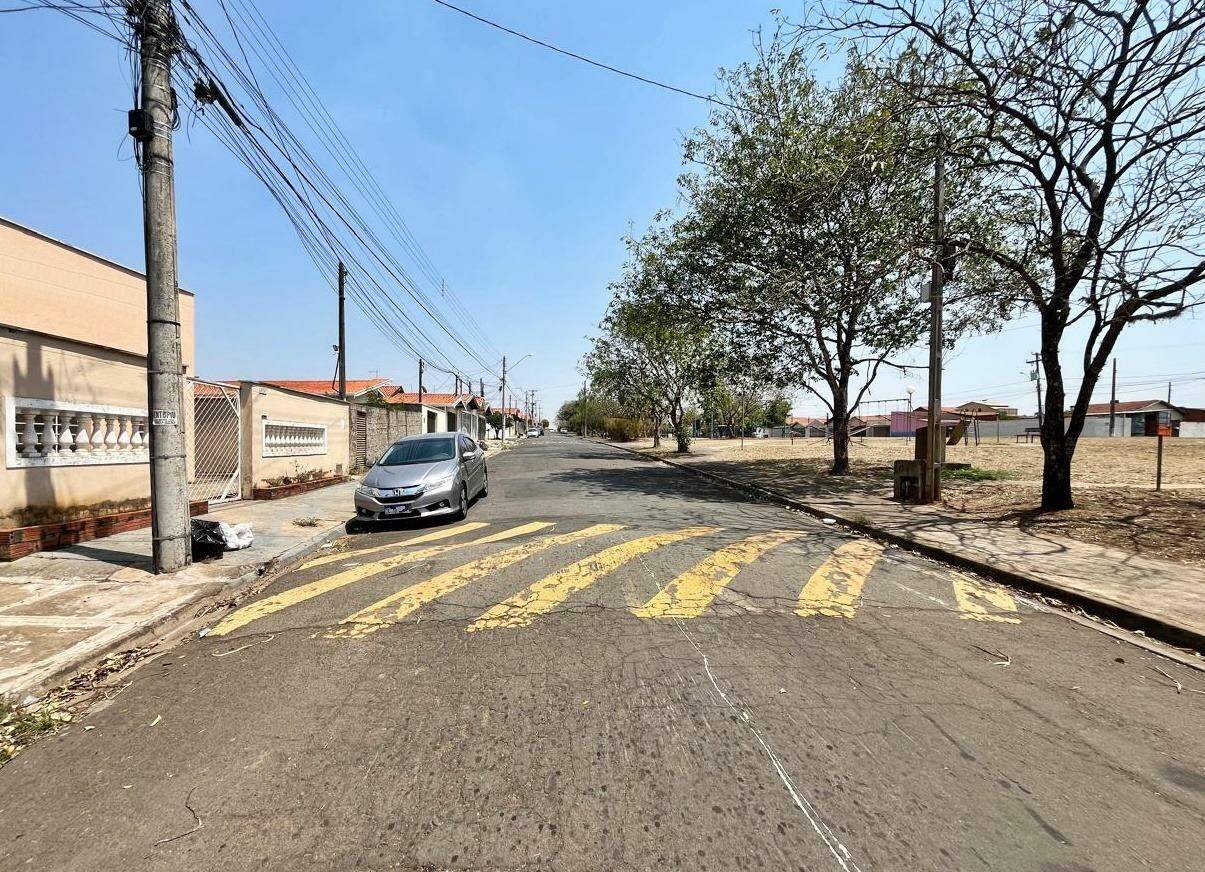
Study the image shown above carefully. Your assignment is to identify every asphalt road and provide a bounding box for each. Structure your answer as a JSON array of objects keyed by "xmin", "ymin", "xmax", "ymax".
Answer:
[{"xmin": 2, "ymin": 436, "xmax": 1202, "ymax": 871}]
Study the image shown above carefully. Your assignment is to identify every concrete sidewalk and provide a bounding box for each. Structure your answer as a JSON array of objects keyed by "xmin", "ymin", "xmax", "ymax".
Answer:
[
  {"xmin": 0, "ymin": 482, "xmax": 357, "ymax": 697},
  {"xmin": 605, "ymin": 441, "xmax": 1205, "ymax": 651}
]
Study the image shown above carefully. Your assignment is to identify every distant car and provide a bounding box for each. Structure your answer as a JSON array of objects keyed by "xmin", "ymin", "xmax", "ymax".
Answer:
[
  {"xmin": 354, "ymin": 433, "xmax": 486, "ymax": 523},
  {"xmin": 753, "ymin": 427, "xmax": 769, "ymax": 439},
  {"xmin": 526, "ymin": 427, "xmax": 541, "ymax": 438}
]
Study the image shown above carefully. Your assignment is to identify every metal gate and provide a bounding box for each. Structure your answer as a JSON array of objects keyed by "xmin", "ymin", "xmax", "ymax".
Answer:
[
  {"xmin": 351, "ymin": 408, "xmax": 368, "ymax": 471},
  {"xmin": 189, "ymin": 378, "xmax": 241, "ymax": 504}
]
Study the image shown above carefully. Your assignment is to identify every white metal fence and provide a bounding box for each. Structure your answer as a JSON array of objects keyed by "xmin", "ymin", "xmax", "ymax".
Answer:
[{"xmin": 190, "ymin": 378, "xmax": 241, "ymax": 505}]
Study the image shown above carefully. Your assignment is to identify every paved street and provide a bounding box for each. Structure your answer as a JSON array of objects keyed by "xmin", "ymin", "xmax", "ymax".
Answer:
[{"xmin": 1, "ymin": 436, "xmax": 1202, "ymax": 871}]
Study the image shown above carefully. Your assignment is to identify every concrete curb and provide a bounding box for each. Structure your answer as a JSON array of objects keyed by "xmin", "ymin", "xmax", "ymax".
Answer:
[
  {"xmin": 22, "ymin": 521, "xmax": 351, "ymax": 698},
  {"xmin": 594, "ymin": 439, "xmax": 1205, "ymax": 655}
]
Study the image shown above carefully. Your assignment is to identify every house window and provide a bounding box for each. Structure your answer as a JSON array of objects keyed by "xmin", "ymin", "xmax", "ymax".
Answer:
[
  {"xmin": 262, "ymin": 419, "xmax": 327, "ymax": 457},
  {"xmin": 5, "ymin": 397, "xmax": 150, "ymax": 468}
]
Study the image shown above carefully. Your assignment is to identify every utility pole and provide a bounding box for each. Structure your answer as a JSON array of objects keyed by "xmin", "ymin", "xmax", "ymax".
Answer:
[
  {"xmin": 923, "ymin": 131, "xmax": 946, "ymax": 503},
  {"xmin": 132, "ymin": 0, "xmax": 190, "ymax": 572},
  {"xmin": 418, "ymin": 359, "xmax": 425, "ymax": 405},
  {"xmin": 1168, "ymin": 381, "xmax": 1173, "ymax": 404},
  {"xmin": 479, "ymin": 378, "xmax": 484, "ymax": 399},
  {"xmin": 1109, "ymin": 359, "xmax": 1117, "ymax": 436},
  {"xmin": 337, "ymin": 261, "xmax": 347, "ymax": 400},
  {"xmin": 1028, "ymin": 352, "xmax": 1044, "ymax": 427},
  {"xmin": 500, "ymin": 355, "xmax": 508, "ymax": 445}
]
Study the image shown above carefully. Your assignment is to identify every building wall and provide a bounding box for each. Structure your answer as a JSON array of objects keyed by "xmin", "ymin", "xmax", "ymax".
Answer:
[
  {"xmin": 361, "ymin": 404, "xmax": 422, "ymax": 466},
  {"xmin": 239, "ymin": 383, "xmax": 349, "ymax": 493},
  {"xmin": 0, "ymin": 219, "xmax": 195, "ymax": 371},
  {"xmin": 1181, "ymin": 421, "xmax": 1205, "ymax": 438},
  {"xmin": 0, "ymin": 221, "xmax": 198, "ymax": 518}
]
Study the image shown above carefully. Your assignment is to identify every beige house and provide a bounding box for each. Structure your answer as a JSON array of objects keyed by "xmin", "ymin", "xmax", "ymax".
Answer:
[
  {"xmin": 236, "ymin": 381, "xmax": 349, "ymax": 491},
  {"xmin": 0, "ymin": 218, "xmax": 196, "ymax": 519}
]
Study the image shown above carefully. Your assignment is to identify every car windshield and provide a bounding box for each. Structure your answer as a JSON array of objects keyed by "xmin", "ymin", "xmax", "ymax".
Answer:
[{"xmin": 379, "ymin": 437, "xmax": 456, "ymax": 466}]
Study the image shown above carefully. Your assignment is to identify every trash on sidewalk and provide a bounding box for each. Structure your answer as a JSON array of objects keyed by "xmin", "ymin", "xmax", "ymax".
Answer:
[{"xmin": 190, "ymin": 520, "xmax": 254, "ymax": 560}]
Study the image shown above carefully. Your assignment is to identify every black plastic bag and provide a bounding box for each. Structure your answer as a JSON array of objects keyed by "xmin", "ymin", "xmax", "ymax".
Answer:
[{"xmin": 190, "ymin": 519, "xmax": 227, "ymax": 561}]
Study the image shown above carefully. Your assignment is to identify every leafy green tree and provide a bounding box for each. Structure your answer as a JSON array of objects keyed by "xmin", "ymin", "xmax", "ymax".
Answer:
[
  {"xmin": 675, "ymin": 40, "xmax": 1011, "ymax": 473},
  {"xmin": 763, "ymin": 394, "xmax": 791, "ymax": 429},
  {"xmin": 590, "ymin": 231, "xmax": 721, "ymax": 453}
]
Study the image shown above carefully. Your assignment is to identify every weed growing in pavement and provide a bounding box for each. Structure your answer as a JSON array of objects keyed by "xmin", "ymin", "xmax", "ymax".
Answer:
[{"xmin": 0, "ymin": 696, "xmax": 70, "ymax": 765}]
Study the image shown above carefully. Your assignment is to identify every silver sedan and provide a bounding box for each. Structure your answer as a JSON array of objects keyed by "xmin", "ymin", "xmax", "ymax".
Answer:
[{"xmin": 354, "ymin": 433, "xmax": 487, "ymax": 522}]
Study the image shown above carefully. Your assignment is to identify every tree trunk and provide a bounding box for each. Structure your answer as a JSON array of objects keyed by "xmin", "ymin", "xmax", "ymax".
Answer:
[
  {"xmin": 651, "ymin": 414, "xmax": 662, "ymax": 449},
  {"xmin": 1038, "ymin": 326, "xmax": 1075, "ymax": 510},
  {"xmin": 830, "ymin": 388, "xmax": 850, "ymax": 475},
  {"xmin": 671, "ymin": 407, "xmax": 690, "ymax": 454}
]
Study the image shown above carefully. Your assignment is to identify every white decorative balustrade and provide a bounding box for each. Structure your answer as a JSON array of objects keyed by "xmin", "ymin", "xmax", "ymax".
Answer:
[
  {"xmin": 262, "ymin": 419, "xmax": 327, "ymax": 457},
  {"xmin": 5, "ymin": 398, "xmax": 150, "ymax": 468}
]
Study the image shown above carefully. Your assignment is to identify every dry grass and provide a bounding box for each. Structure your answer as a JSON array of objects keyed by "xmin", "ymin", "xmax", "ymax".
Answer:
[{"xmin": 624, "ymin": 436, "xmax": 1205, "ymax": 563}]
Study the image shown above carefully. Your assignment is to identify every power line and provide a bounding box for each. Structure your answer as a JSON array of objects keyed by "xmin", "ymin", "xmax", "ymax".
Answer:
[{"xmin": 429, "ymin": 0, "xmax": 763, "ymax": 119}]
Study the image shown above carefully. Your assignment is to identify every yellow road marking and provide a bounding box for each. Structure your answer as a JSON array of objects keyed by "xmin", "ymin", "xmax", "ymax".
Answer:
[
  {"xmin": 330, "ymin": 524, "xmax": 625, "ymax": 638},
  {"xmin": 633, "ymin": 529, "xmax": 805, "ymax": 619},
  {"xmin": 209, "ymin": 522, "xmax": 553, "ymax": 637},
  {"xmin": 468, "ymin": 526, "xmax": 718, "ymax": 631},
  {"xmin": 300, "ymin": 522, "xmax": 489, "ymax": 570},
  {"xmin": 951, "ymin": 573, "xmax": 1021, "ymax": 623},
  {"xmin": 796, "ymin": 539, "xmax": 884, "ymax": 618}
]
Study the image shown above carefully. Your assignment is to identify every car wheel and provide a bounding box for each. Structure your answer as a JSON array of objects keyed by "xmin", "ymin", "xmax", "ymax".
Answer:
[{"xmin": 453, "ymin": 484, "xmax": 468, "ymax": 520}]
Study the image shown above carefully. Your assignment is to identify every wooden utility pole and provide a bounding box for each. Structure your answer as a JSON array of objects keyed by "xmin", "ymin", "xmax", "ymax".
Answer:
[
  {"xmin": 500, "ymin": 355, "xmax": 508, "ymax": 445},
  {"xmin": 132, "ymin": 0, "xmax": 190, "ymax": 572},
  {"xmin": 337, "ymin": 261, "xmax": 347, "ymax": 399},
  {"xmin": 923, "ymin": 131, "xmax": 946, "ymax": 503},
  {"xmin": 1109, "ymin": 359, "xmax": 1117, "ymax": 436}
]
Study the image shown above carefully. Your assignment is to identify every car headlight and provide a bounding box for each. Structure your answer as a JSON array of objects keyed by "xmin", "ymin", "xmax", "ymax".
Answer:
[
  {"xmin": 426, "ymin": 474, "xmax": 455, "ymax": 491},
  {"xmin": 356, "ymin": 485, "xmax": 383, "ymax": 498}
]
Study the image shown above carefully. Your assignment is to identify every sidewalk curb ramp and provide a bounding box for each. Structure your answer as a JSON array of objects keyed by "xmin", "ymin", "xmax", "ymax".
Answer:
[
  {"xmin": 593, "ymin": 439, "xmax": 1205, "ymax": 658},
  {"xmin": 21, "ymin": 521, "xmax": 351, "ymax": 698}
]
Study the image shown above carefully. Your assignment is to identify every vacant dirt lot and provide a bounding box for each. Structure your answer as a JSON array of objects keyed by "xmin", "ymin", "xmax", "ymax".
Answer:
[
  {"xmin": 641, "ymin": 435, "xmax": 1205, "ymax": 487},
  {"xmin": 620, "ymin": 435, "xmax": 1205, "ymax": 562}
]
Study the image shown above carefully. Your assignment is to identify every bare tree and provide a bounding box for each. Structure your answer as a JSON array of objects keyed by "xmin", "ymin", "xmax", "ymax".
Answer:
[{"xmin": 814, "ymin": 0, "xmax": 1205, "ymax": 508}]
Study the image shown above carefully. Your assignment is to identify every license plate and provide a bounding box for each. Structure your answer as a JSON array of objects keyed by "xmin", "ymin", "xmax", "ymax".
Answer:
[{"xmin": 383, "ymin": 505, "xmax": 414, "ymax": 516}]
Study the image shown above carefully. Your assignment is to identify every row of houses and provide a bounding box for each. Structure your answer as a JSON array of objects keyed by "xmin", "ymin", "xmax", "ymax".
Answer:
[
  {"xmin": 772, "ymin": 399, "xmax": 1205, "ymax": 440},
  {"xmin": 0, "ymin": 216, "xmax": 530, "ymax": 529}
]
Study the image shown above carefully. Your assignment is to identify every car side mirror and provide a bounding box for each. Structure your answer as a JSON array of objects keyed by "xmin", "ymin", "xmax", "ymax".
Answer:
[{"xmin": 478, "ymin": 440, "xmax": 489, "ymax": 451}]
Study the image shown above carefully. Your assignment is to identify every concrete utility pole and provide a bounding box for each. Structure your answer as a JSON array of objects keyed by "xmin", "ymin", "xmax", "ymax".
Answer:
[
  {"xmin": 1109, "ymin": 359, "xmax": 1117, "ymax": 436},
  {"xmin": 418, "ymin": 359, "xmax": 425, "ymax": 406},
  {"xmin": 500, "ymin": 355, "xmax": 508, "ymax": 445},
  {"xmin": 923, "ymin": 131, "xmax": 946, "ymax": 503},
  {"xmin": 454, "ymin": 375, "xmax": 461, "ymax": 395},
  {"xmin": 337, "ymin": 261, "xmax": 347, "ymax": 400},
  {"xmin": 1029, "ymin": 352, "xmax": 1044, "ymax": 427},
  {"xmin": 1168, "ymin": 381, "xmax": 1173, "ymax": 404},
  {"xmin": 133, "ymin": 0, "xmax": 190, "ymax": 572},
  {"xmin": 479, "ymin": 378, "xmax": 484, "ymax": 399}
]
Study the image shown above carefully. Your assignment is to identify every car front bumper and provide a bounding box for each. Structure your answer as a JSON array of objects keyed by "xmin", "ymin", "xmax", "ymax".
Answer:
[{"xmin": 353, "ymin": 480, "xmax": 458, "ymax": 521}]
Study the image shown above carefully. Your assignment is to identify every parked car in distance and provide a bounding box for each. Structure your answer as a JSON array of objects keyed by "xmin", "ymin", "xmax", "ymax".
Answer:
[
  {"xmin": 526, "ymin": 427, "xmax": 541, "ymax": 437},
  {"xmin": 752, "ymin": 427, "xmax": 770, "ymax": 439},
  {"xmin": 354, "ymin": 433, "xmax": 487, "ymax": 523}
]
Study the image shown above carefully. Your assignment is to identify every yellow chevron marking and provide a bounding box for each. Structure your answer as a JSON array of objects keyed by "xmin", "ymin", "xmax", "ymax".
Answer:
[
  {"xmin": 468, "ymin": 526, "xmax": 718, "ymax": 632},
  {"xmin": 300, "ymin": 522, "xmax": 489, "ymax": 570},
  {"xmin": 329, "ymin": 524, "xmax": 625, "ymax": 639},
  {"xmin": 633, "ymin": 529, "xmax": 806, "ymax": 619},
  {"xmin": 796, "ymin": 539, "xmax": 884, "ymax": 618},
  {"xmin": 951, "ymin": 573, "xmax": 1021, "ymax": 623},
  {"xmin": 209, "ymin": 522, "xmax": 552, "ymax": 637}
]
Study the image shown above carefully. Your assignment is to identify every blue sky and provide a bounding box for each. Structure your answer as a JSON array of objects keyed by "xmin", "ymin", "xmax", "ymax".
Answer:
[{"xmin": 1, "ymin": 0, "xmax": 1201, "ymax": 421}]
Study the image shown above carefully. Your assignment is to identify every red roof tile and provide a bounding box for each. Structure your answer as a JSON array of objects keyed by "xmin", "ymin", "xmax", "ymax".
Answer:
[
  {"xmin": 1085, "ymin": 399, "xmax": 1170, "ymax": 415},
  {"xmin": 262, "ymin": 378, "xmax": 395, "ymax": 398}
]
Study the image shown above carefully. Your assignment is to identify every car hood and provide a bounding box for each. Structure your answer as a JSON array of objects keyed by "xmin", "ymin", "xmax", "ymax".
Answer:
[{"xmin": 364, "ymin": 458, "xmax": 457, "ymax": 489}]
